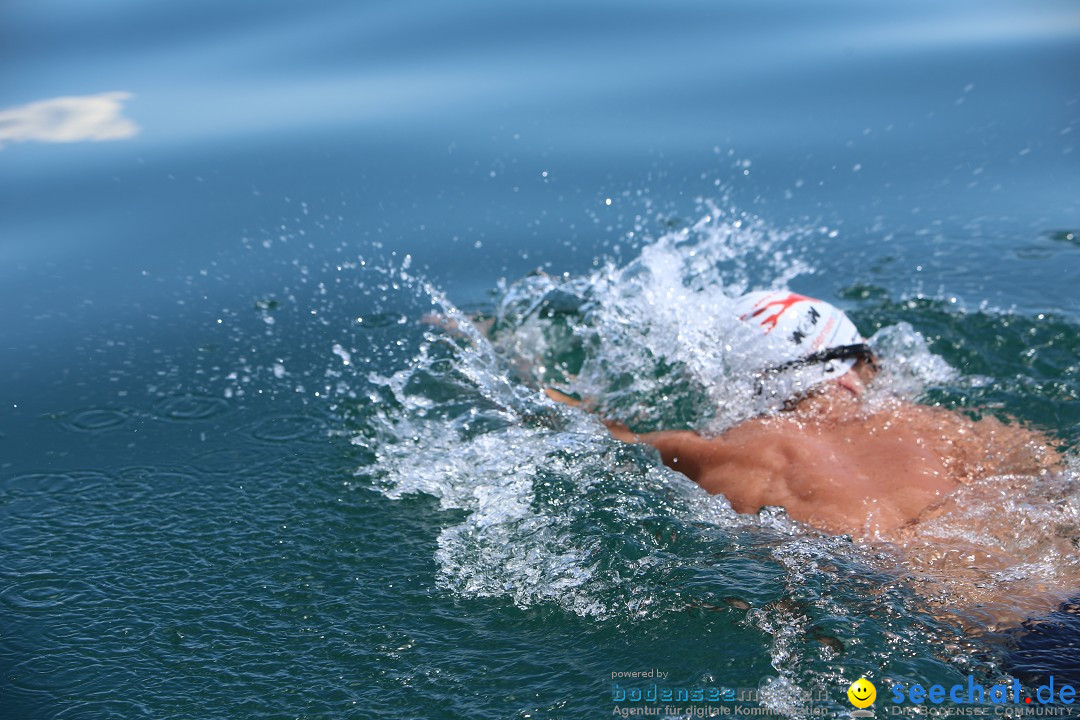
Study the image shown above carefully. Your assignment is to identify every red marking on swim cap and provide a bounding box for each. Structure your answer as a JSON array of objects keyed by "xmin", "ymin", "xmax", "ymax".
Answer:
[
  {"xmin": 746, "ymin": 293, "xmax": 812, "ymax": 332},
  {"xmin": 811, "ymin": 315, "xmax": 837, "ymax": 351}
]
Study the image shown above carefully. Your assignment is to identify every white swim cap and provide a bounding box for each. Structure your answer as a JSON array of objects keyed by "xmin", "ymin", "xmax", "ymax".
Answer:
[{"xmin": 732, "ymin": 290, "xmax": 867, "ymax": 399}]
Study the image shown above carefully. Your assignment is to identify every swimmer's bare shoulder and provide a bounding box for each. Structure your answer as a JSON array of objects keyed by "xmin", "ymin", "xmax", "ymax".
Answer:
[
  {"xmin": 543, "ymin": 388, "xmax": 792, "ymax": 516},
  {"xmin": 545, "ymin": 385, "xmax": 1062, "ymax": 538}
]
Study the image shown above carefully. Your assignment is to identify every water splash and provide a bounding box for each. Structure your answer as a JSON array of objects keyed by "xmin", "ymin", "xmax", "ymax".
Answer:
[{"xmin": 349, "ymin": 205, "xmax": 1078, "ymax": 714}]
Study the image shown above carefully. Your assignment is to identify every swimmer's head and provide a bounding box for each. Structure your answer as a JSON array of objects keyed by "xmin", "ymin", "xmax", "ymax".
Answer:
[{"xmin": 732, "ymin": 290, "xmax": 875, "ymax": 404}]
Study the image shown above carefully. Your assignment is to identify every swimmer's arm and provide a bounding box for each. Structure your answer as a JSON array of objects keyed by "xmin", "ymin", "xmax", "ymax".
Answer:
[
  {"xmin": 419, "ymin": 312, "xmax": 494, "ymax": 338},
  {"xmin": 542, "ymin": 388, "xmax": 645, "ymax": 442},
  {"xmin": 544, "ymin": 388, "xmax": 708, "ymax": 479},
  {"xmin": 631, "ymin": 429, "xmax": 709, "ymax": 480}
]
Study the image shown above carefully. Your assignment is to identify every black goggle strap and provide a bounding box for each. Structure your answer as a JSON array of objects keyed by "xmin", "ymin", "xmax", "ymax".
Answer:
[
  {"xmin": 753, "ymin": 343, "xmax": 877, "ymax": 396},
  {"xmin": 763, "ymin": 343, "xmax": 875, "ymax": 376}
]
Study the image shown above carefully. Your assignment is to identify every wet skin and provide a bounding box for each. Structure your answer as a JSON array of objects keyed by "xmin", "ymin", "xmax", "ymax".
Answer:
[{"xmin": 546, "ymin": 367, "xmax": 1059, "ymax": 539}]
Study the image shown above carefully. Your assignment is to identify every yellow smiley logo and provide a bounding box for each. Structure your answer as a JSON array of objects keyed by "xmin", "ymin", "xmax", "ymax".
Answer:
[{"xmin": 848, "ymin": 678, "xmax": 876, "ymax": 709}]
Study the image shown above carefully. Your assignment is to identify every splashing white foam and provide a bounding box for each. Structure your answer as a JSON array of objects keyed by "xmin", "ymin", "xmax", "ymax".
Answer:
[
  {"xmin": 357, "ymin": 205, "xmax": 1077, "ymax": 713},
  {"xmin": 489, "ymin": 206, "xmax": 955, "ymax": 433},
  {"xmin": 864, "ymin": 321, "xmax": 958, "ymax": 401}
]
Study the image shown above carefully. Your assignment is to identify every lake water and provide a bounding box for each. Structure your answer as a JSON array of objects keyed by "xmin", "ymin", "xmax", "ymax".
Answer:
[{"xmin": 2, "ymin": 1, "xmax": 1079, "ymax": 718}]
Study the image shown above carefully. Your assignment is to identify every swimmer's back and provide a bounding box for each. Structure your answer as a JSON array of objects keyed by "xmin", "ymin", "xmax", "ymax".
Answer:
[{"xmin": 647, "ymin": 396, "xmax": 1057, "ymax": 538}]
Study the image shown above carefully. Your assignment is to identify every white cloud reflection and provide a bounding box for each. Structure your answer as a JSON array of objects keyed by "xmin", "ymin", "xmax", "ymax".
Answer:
[{"xmin": 0, "ymin": 91, "xmax": 139, "ymax": 149}]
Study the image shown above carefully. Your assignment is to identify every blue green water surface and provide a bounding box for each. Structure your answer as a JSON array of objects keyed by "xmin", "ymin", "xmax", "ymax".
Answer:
[{"xmin": 2, "ymin": 1, "xmax": 1079, "ymax": 718}]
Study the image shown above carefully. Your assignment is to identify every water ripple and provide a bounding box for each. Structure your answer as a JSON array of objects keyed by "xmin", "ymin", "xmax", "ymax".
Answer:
[
  {"xmin": 190, "ymin": 447, "xmax": 272, "ymax": 475},
  {"xmin": 0, "ymin": 573, "xmax": 99, "ymax": 612},
  {"xmin": 7, "ymin": 653, "xmax": 103, "ymax": 694},
  {"xmin": 53, "ymin": 407, "xmax": 131, "ymax": 434},
  {"xmin": 241, "ymin": 414, "xmax": 327, "ymax": 443},
  {"xmin": 1, "ymin": 471, "xmax": 88, "ymax": 494},
  {"xmin": 153, "ymin": 395, "xmax": 231, "ymax": 422}
]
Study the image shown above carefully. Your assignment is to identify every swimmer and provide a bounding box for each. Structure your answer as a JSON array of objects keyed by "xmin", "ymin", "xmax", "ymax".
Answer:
[
  {"xmin": 544, "ymin": 291, "xmax": 1061, "ymax": 540},
  {"xmin": 425, "ymin": 286, "xmax": 1072, "ymax": 625}
]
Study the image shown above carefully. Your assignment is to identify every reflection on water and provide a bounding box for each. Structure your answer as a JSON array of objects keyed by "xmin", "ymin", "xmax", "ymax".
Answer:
[{"xmin": 0, "ymin": 92, "xmax": 138, "ymax": 149}]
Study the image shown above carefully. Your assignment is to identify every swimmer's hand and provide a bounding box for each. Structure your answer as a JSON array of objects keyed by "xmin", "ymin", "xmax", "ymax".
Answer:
[
  {"xmin": 419, "ymin": 312, "xmax": 494, "ymax": 338},
  {"xmin": 419, "ymin": 312, "xmax": 453, "ymax": 330}
]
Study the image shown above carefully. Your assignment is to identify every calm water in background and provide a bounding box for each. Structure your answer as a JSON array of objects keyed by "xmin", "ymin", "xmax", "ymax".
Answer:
[{"xmin": 2, "ymin": 1, "xmax": 1080, "ymax": 718}]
